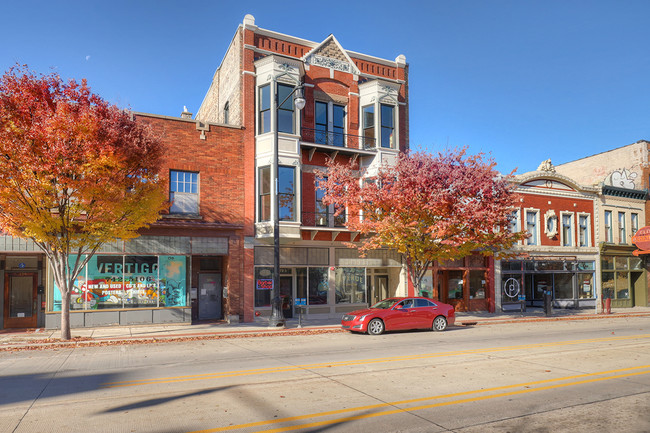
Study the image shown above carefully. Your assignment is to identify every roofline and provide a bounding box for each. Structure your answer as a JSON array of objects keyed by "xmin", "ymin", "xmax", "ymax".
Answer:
[
  {"xmin": 253, "ymin": 26, "xmax": 402, "ymax": 68},
  {"xmin": 132, "ymin": 111, "xmax": 242, "ymax": 130},
  {"xmin": 556, "ymin": 140, "xmax": 650, "ymax": 167}
]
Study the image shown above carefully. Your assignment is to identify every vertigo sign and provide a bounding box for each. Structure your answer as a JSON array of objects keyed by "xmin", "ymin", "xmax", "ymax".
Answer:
[{"xmin": 632, "ymin": 226, "xmax": 650, "ymax": 256}]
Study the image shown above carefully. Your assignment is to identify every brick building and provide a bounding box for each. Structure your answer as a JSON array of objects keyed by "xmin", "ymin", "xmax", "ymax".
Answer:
[
  {"xmin": 496, "ymin": 162, "xmax": 600, "ymax": 311},
  {"xmin": 1, "ymin": 111, "xmax": 247, "ymax": 330},
  {"xmin": 196, "ymin": 14, "xmax": 410, "ymax": 321}
]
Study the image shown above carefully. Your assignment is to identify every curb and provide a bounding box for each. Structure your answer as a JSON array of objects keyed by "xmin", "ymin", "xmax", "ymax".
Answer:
[{"xmin": 1, "ymin": 312, "xmax": 649, "ymax": 352}]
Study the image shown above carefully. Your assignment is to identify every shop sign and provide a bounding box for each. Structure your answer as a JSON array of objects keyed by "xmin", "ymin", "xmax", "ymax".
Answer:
[
  {"xmin": 257, "ymin": 279, "xmax": 273, "ymax": 290},
  {"xmin": 632, "ymin": 226, "xmax": 650, "ymax": 255}
]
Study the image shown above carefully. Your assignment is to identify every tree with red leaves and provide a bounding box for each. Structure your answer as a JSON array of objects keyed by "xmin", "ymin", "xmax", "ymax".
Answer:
[
  {"xmin": 319, "ymin": 149, "xmax": 527, "ymax": 293},
  {"xmin": 0, "ymin": 66, "xmax": 167, "ymax": 339}
]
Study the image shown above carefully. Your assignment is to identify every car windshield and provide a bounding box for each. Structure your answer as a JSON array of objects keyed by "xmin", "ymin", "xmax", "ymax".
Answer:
[{"xmin": 370, "ymin": 299, "xmax": 399, "ymax": 309}]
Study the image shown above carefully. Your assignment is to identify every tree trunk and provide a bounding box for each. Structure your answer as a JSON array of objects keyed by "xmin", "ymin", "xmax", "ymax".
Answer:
[{"xmin": 60, "ymin": 288, "xmax": 71, "ymax": 340}]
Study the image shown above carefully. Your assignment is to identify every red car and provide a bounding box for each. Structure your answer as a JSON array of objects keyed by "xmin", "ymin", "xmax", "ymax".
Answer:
[{"xmin": 341, "ymin": 297, "xmax": 455, "ymax": 335}]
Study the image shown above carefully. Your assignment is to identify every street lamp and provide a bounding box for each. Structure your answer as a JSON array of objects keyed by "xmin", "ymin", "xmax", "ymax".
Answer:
[{"xmin": 268, "ymin": 80, "xmax": 305, "ymax": 328}]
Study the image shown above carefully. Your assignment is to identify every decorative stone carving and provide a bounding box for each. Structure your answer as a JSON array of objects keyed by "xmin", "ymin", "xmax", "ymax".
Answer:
[
  {"xmin": 544, "ymin": 210, "xmax": 557, "ymax": 239},
  {"xmin": 537, "ymin": 159, "xmax": 556, "ymax": 173},
  {"xmin": 310, "ymin": 55, "xmax": 352, "ymax": 73}
]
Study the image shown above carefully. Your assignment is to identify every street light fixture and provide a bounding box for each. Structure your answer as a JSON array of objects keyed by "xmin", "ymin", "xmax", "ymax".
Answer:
[{"xmin": 268, "ymin": 80, "xmax": 305, "ymax": 328}]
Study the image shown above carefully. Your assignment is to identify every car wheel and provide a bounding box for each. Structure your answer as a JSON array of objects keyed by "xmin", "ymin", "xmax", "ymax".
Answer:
[
  {"xmin": 367, "ymin": 318, "xmax": 385, "ymax": 335},
  {"xmin": 432, "ymin": 316, "xmax": 447, "ymax": 332}
]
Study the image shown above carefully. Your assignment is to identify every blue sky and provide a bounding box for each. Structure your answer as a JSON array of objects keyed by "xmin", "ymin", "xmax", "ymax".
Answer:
[{"xmin": 2, "ymin": 0, "xmax": 649, "ymax": 174}]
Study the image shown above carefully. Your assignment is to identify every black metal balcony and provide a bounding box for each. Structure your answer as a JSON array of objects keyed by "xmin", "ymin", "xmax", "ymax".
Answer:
[
  {"xmin": 301, "ymin": 127, "xmax": 376, "ymax": 150},
  {"xmin": 302, "ymin": 211, "xmax": 347, "ymax": 228}
]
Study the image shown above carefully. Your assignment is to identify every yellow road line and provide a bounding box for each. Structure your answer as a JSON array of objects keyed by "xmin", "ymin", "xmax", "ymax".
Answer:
[
  {"xmin": 101, "ymin": 333, "xmax": 650, "ymax": 388},
  {"xmin": 185, "ymin": 365, "xmax": 650, "ymax": 433}
]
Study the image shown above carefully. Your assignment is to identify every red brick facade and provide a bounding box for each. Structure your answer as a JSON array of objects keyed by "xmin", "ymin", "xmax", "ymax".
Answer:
[{"xmin": 134, "ymin": 113, "xmax": 248, "ymax": 321}]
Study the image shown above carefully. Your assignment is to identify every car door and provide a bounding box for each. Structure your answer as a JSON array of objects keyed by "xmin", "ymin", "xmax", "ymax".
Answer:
[
  {"xmin": 388, "ymin": 298, "xmax": 416, "ymax": 330},
  {"xmin": 413, "ymin": 298, "xmax": 436, "ymax": 328}
]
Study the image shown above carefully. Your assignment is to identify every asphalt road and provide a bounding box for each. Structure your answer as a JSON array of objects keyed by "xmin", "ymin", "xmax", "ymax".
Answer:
[{"xmin": 1, "ymin": 317, "xmax": 649, "ymax": 433}]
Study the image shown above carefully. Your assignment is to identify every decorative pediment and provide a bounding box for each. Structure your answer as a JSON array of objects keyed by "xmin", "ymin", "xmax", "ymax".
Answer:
[{"xmin": 303, "ymin": 34, "xmax": 360, "ymax": 75}]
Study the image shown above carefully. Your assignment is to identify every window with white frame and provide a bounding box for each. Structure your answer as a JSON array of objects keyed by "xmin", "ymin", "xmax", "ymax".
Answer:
[
  {"xmin": 509, "ymin": 209, "xmax": 521, "ymax": 234},
  {"xmin": 561, "ymin": 213, "xmax": 573, "ymax": 246},
  {"xmin": 258, "ymin": 166, "xmax": 271, "ymax": 222},
  {"xmin": 525, "ymin": 210, "xmax": 539, "ymax": 245},
  {"xmin": 277, "ymin": 83, "xmax": 297, "ymax": 134},
  {"xmin": 380, "ymin": 104, "xmax": 395, "ymax": 148},
  {"xmin": 578, "ymin": 214, "xmax": 590, "ymax": 247},
  {"xmin": 258, "ymin": 84, "xmax": 271, "ymax": 134},
  {"xmin": 362, "ymin": 105, "xmax": 375, "ymax": 148},
  {"xmin": 604, "ymin": 210, "xmax": 613, "ymax": 242},
  {"xmin": 618, "ymin": 212, "xmax": 626, "ymax": 244},
  {"xmin": 170, "ymin": 170, "xmax": 198, "ymax": 214},
  {"xmin": 631, "ymin": 213, "xmax": 639, "ymax": 235}
]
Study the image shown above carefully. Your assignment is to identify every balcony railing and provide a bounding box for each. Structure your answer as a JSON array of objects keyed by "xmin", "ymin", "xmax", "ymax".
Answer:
[
  {"xmin": 301, "ymin": 127, "xmax": 376, "ymax": 150},
  {"xmin": 302, "ymin": 211, "xmax": 347, "ymax": 228}
]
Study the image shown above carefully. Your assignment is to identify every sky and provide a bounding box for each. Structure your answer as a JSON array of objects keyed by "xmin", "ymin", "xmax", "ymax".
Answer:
[{"xmin": 2, "ymin": 0, "xmax": 649, "ymax": 175}]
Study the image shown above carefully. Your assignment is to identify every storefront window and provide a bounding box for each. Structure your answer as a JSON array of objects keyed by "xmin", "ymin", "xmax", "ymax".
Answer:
[
  {"xmin": 578, "ymin": 273, "xmax": 593, "ymax": 299},
  {"xmin": 255, "ymin": 267, "xmax": 273, "ymax": 307},
  {"xmin": 335, "ymin": 267, "xmax": 365, "ymax": 303},
  {"xmin": 616, "ymin": 272, "xmax": 630, "ymax": 299},
  {"xmin": 615, "ymin": 257, "xmax": 628, "ymax": 270},
  {"xmin": 554, "ymin": 273, "xmax": 573, "ymax": 299},
  {"xmin": 502, "ymin": 274, "xmax": 522, "ymax": 303},
  {"xmin": 630, "ymin": 257, "xmax": 643, "ymax": 270},
  {"xmin": 469, "ymin": 270, "xmax": 486, "ymax": 299},
  {"xmin": 419, "ymin": 270, "xmax": 434, "ymax": 298},
  {"xmin": 309, "ymin": 267, "xmax": 328, "ymax": 305},
  {"xmin": 601, "ymin": 257, "xmax": 614, "ymax": 270},
  {"xmin": 447, "ymin": 270, "xmax": 464, "ymax": 300},
  {"xmin": 53, "ymin": 255, "xmax": 187, "ymax": 311}
]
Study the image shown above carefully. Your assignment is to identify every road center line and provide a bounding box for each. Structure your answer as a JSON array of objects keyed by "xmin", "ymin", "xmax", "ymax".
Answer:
[
  {"xmin": 185, "ymin": 365, "xmax": 650, "ymax": 433},
  {"xmin": 100, "ymin": 333, "xmax": 650, "ymax": 388}
]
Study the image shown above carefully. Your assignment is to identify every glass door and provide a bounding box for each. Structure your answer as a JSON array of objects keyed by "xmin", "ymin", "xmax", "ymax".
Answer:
[
  {"xmin": 280, "ymin": 276, "xmax": 293, "ymax": 318},
  {"xmin": 4, "ymin": 273, "xmax": 38, "ymax": 328}
]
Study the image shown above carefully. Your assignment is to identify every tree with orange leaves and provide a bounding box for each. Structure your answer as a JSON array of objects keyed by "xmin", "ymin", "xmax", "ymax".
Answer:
[
  {"xmin": 318, "ymin": 149, "xmax": 527, "ymax": 294},
  {"xmin": 0, "ymin": 66, "xmax": 167, "ymax": 339}
]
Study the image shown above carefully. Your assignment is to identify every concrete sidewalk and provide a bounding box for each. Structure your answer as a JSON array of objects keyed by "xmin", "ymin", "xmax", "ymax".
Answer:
[{"xmin": 1, "ymin": 306, "xmax": 649, "ymax": 350}]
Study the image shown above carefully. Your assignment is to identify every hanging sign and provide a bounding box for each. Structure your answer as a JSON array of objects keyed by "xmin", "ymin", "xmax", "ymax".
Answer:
[{"xmin": 632, "ymin": 226, "xmax": 650, "ymax": 256}]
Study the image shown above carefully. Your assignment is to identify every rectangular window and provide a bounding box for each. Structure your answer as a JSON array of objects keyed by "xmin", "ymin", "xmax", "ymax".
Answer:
[
  {"xmin": 562, "ymin": 214, "xmax": 573, "ymax": 246},
  {"xmin": 579, "ymin": 215, "xmax": 589, "ymax": 247},
  {"xmin": 618, "ymin": 212, "xmax": 626, "ymax": 244},
  {"xmin": 604, "ymin": 210, "xmax": 613, "ymax": 243},
  {"xmin": 258, "ymin": 166, "xmax": 271, "ymax": 222},
  {"xmin": 380, "ymin": 104, "xmax": 395, "ymax": 148},
  {"xmin": 526, "ymin": 210, "xmax": 538, "ymax": 245},
  {"xmin": 277, "ymin": 83, "xmax": 296, "ymax": 134},
  {"xmin": 170, "ymin": 170, "xmax": 198, "ymax": 214},
  {"xmin": 631, "ymin": 213, "xmax": 639, "ymax": 235},
  {"xmin": 332, "ymin": 104, "xmax": 345, "ymax": 146},
  {"xmin": 52, "ymin": 255, "xmax": 187, "ymax": 311},
  {"xmin": 314, "ymin": 102, "xmax": 346, "ymax": 147},
  {"xmin": 258, "ymin": 84, "xmax": 270, "ymax": 134},
  {"xmin": 309, "ymin": 267, "xmax": 328, "ymax": 305},
  {"xmin": 362, "ymin": 105, "xmax": 375, "ymax": 148},
  {"xmin": 315, "ymin": 101, "xmax": 328, "ymax": 145},
  {"xmin": 335, "ymin": 267, "xmax": 366, "ymax": 304},
  {"xmin": 315, "ymin": 177, "xmax": 328, "ymax": 226},
  {"xmin": 279, "ymin": 166, "xmax": 295, "ymax": 221},
  {"xmin": 509, "ymin": 209, "xmax": 520, "ymax": 234}
]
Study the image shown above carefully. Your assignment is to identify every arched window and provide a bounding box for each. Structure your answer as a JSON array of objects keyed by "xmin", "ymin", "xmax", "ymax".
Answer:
[{"xmin": 223, "ymin": 101, "xmax": 229, "ymax": 125}]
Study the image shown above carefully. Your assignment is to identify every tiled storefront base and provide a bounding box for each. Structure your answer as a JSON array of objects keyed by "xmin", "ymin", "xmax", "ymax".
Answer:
[{"xmin": 44, "ymin": 307, "xmax": 191, "ymax": 329}]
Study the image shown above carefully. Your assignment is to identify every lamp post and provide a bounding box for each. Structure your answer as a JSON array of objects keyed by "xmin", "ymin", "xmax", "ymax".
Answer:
[{"xmin": 268, "ymin": 80, "xmax": 305, "ymax": 328}]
